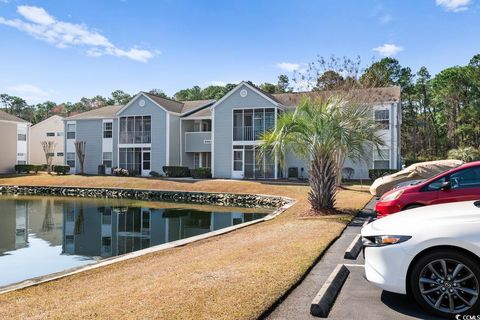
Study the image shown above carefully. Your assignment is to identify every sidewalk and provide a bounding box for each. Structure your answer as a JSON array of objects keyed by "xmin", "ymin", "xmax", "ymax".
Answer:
[{"xmin": 265, "ymin": 199, "xmax": 376, "ymax": 320}]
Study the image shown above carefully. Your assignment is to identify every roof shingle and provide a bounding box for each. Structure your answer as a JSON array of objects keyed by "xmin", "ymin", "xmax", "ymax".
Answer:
[
  {"xmin": 64, "ymin": 105, "xmax": 123, "ymax": 120},
  {"xmin": 0, "ymin": 110, "xmax": 29, "ymax": 123},
  {"xmin": 272, "ymin": 86, "xmax": 401, "ymax": 106}
]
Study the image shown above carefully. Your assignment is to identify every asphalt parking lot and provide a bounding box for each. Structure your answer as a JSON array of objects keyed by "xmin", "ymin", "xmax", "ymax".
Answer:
[{"xmin": 266, "ymin": 199, "xmax": 438, "ymax": 320}]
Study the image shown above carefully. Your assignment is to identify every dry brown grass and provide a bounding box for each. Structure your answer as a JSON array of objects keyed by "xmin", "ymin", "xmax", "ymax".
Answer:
[{"xmin": 0, "ymin": 174, "xmax": 371, "ymax": 320}]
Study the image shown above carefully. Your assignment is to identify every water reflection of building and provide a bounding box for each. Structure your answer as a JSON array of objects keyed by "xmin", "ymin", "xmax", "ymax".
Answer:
[
  {"xmin": 0, "ymin": 198, "xmax": 63, "ymax": 255},
  {"xmin": 62, "ymin": 204, "xmax": 264, "ymax": 258}
]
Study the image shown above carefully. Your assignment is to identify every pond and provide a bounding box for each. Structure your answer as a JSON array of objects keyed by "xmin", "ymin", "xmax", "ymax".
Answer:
[{"xmin": 0, "ymin": 195, "xmax": 270, "ymax": 288}]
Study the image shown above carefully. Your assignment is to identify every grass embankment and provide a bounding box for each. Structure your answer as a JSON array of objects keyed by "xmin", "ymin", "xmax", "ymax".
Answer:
[{"xmin": 0, "ymin": 174, "xmax": 371, "ymax": 320}]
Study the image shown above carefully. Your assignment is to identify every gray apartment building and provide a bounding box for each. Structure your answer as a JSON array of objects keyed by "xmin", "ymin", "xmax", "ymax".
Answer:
[{"xmin": 64, "ymin": 82, "xmax": 401, "ymax": 180}]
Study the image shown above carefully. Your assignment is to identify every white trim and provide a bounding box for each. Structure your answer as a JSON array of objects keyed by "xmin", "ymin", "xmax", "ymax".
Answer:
[
  {"xmin": 116, "ymin": 93, "xmax": 181, "ymax": 116},
  {"xmin": 118, "ymin": 143, "xmax": 151, "ymax": 148},
  {"xmin": 232, "ymin": 148, "xmax": 244, "ymax": 179},
  {"xmin": 181, "ymin": 116, "xmax": 212, "ymax": 120},
  {"xmin": 179, "ymin": 118, "xmax": 183, "ymax": 166},
  {"xmin": 211, "ymin": 108, "xmax": 215, "ymax": 177},
  {"xmin": 166, "ymin": 112, "xmax": 170, "ymax": 166},
  {"xmin": 211, "ymin": 81, "xmax": 280, "ymax": 110},
  {"xmin": 274, "ymin": 107, "xmax": 278, "ymax": 179}
]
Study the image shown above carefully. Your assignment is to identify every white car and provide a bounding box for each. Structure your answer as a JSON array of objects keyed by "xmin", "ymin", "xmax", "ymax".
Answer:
[{"xmin": 362, "ymin": 200, "xmax": 480, "ymax": 317}]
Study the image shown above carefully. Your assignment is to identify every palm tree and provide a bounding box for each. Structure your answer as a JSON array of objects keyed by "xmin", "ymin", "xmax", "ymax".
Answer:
[{"xmin": 260, "ymin": 96, "xmax": 384, "ymax": 212}]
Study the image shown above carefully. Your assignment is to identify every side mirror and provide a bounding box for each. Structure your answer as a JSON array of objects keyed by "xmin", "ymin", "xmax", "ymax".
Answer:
[{"xmin": 440, "ymin": 181, "xmax": 451, "ymax": 191}]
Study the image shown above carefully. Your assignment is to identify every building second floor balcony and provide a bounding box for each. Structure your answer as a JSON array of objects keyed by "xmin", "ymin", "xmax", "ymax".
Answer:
[{"xmin": 185, "ymin": 131, "xmax": 212, "ymax": 153}]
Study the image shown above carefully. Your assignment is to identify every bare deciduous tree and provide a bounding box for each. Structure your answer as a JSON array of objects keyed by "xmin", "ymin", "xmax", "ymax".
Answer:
[
  {"xmin": 74, "ymin": 141, "xmax": 86, "ymax": 175},
  {"xmin": 41, "ymin": 141, "xmax": 56, "ymax": 174}
]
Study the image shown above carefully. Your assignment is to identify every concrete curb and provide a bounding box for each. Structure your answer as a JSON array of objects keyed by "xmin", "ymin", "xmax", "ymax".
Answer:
[
  {"xmin": 343, "ymin": 234, "xmax": 363, "ymax": 260},
  {"xmin": 310, "ymin": 264, "xmax": 350, "ymax": 318},
  {"xmin": 0, "ymin": 192, "xmax": 295, "ymax": 295}
]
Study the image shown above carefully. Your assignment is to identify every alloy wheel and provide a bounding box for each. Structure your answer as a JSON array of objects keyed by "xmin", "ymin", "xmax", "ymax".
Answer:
[{"xmin": 418, "ymin": 258, "xmax": 479, "ymax": 314}]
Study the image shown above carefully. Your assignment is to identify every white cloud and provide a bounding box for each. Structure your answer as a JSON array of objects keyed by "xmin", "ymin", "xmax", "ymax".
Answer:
[
  {"xmin": 0, "ymin": 5, "xmax": 156, "ymax": 62},
  {"xmin": 378, "ymin": 14, "xmax": 393, "ymax": 24},
  {"xmin": 17, "ymin": 6, "xmax": 55, "ymax": 25},
  {"xmin": 435, "ymin": 0, "xmax": 471, "ymax": 12},
  {"xmin": 6, "ymin": 84, "xmax": 51, "ymax": 104},
  {"xmin": 277, "ymin": 62, "xmax": 301, "ymax": 72},
  {"xmin": 372, "ymin": 43, "xmax": 404, "ymax": 57}
]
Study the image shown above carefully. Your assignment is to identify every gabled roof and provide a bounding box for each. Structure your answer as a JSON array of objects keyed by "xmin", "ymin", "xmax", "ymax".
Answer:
[
  {"xmin": 181, "ymin": 99, "xmax": 215, "ymax": 115},
  {"xmin": 31, "ymin": 115, "xmax": 64, "ymax": 127},
  {"xmin": 211, "ymin": 81, "xmax": 281, "ymax": 109},
  {"xmin": 182, "ymin": 107, "xmax": 212, "ymax": 118},
  {"xmin": 142, "ymin": 92, "xmax": 184, "ymax": 113},
  {"xmin": 0, "ymin": 109, "xmax": 29, "ymax": 123},
  {"xmin": 65, "ymin": 105, "xmax": 123, "ymax": 120},
  {"xmin": 272, "ymin": 86, "xmax": 401, "ymax": 106}
]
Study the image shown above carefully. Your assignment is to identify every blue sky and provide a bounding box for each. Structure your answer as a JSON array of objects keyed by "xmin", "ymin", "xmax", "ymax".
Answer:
[{"xmin": 0, "ymin": 0, "xmax": 479, "ymax": 104}]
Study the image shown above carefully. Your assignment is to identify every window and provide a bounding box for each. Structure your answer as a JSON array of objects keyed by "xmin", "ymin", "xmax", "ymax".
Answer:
[
  {"xmin": 119, "ymin": 147, "xmax": 142, "ymax": 175},
  {"xmin": 194, "ymin": 153, "xmax": 200, "ymax": 169},
  {"xmin": 66, "ymin": 152, "xmax": 75, "ymax": 167},
  {"xmin": 103, "ymin": 152, "xmax": 113, "ymax": 168},
  {"xmin": 375, "ymin": 110, "xmax": 389, "ymax": 130},
  {"xmin": 17, "ymin": 160, "xmax": 26, "ymax": 165},
  {"xmin": 373, "ymin": 149, "xmax": 390, "ymax": 169},
  {"xmin": 201, "ymin": 152, "xmax": 211, "ymax": 168},
  {"xmin": 143, "ymin": 151, "xmax": 150, "ymax": 170},
  {"xmin": 47, "ymin": 152, "xmax": 55, "ymax": 157},
  {"xmin": 119, "ymin": 116, "xmax": 151, "ymax": 144},
  {"xmin": 46, "ymin": 132, "xmax": 55, "ymax": 137},
  {"xmin": 67, "ymin": 123, "xmax": 76, "ymax": 139},
  {"xmin": 425, "ymin": 176, "xmax": 447, "ymax": 191},
  {"xmin": 103, "ymin": 122, "xmax": 113, "ymax": 138},
  {"xmin": 57, "ymin": 152, "xmax": 64, "ymax": 157},
  {"xmin": 57, "ymin": 132, "xmax": 64, "ymax": 137},
  {"xmin": 17, "ymin": 126, "xmax": 26, "ymax": 141},
  {"xmin": 234, "ymin": 145, "xmax": 274, "ymax": 178},
  {"xmin": 233, "ymin": 108, "xmax": 275, "ymax": 141},
  {"xmin": 449, "ymin": 167, "xmax": 480, "ymax": 189},
  {"xmin": 17, "ymin": 153, "xmax": 25, "ymax": 157}
]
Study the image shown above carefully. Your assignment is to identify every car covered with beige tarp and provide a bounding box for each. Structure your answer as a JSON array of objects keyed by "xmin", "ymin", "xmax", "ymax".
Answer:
[{"xmin": 370, "ymin": 159, "xmax": 464, "ymax": 196}]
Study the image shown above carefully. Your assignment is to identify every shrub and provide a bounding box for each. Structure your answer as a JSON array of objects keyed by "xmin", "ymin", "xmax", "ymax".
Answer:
[
  {"xmin": 368, "ymin": 169, "xmax": 397, "ymax": 181},
  {"xmin": 190, "ymin": 167, "xmax": 212, "ymax": 179},
  {"xmin": 162, "ymin": 166, "xmax": 190, "ymax": 177},
  {"xmin": 14, "ymin": 164, "xmax": 42, "ymax": 174},
  {"xmin": 342, "ymin": 167, "xmax": 354, "ymax": 180},
  {"xmin": 447, "ymin": 147, "xmax": 480, "ymax": 163},
  {"xmin": 52, "ymin": 165, "xmax": 70, "ymax": 175},
  {"xmin": 113, "ymin": 167, "xmax": 129, "ymax": 176},
  {"xmin": 149, "ymin": 171, "xmax": 162, "ymax": 177}
]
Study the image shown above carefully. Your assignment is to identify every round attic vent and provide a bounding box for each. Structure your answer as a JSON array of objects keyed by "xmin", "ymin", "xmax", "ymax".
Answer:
[
  {"xmin": 139, "ymin": 99, "xmax": 146, "ymax": 107},
  {"xmin": 240, "ymin": 89, "xmax": 248, "ymax": 98}
]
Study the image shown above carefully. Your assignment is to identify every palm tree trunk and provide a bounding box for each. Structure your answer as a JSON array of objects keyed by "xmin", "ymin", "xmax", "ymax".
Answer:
[{"xmin": 309, "ymin": 151, "xmax": 337, "ymax": 211}]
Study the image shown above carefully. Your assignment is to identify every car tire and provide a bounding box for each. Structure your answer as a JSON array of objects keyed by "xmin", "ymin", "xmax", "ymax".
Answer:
[
  {"xmin": 403, "ymin": 204, "xmax": 423, "ymax": 211},
  {"xmin": 410, "ymin": 249, "xmax": 480, "ymax": 318}
]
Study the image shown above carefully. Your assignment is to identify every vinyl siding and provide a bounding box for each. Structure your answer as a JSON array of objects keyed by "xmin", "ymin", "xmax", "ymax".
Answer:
[
  {"xmin": 118, "ymin": 95, "xmax": 168, "ymax": 174},
  {"xmin": 76, "ymin": 120, "xmax": 103, "ymax": 174},
  {"xmin": 169, "ymin": 115, "xmax": 180, "ymax": 165},
  {"xmin": 30, "ymin": 116, "xmax": 64, "ymax": 165},
  {"xmin": 212, "ymin": 84, "xmax": 277, "ymax": 178},
  {"xmin": 0, "ymin": 122, "xmax": 18, "ymax": 173}
]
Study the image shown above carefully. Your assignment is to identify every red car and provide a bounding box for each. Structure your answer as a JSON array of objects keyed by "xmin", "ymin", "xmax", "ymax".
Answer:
[{"xmin": 375, "ymin": 161, "xmax": 480, "ymax": 218}]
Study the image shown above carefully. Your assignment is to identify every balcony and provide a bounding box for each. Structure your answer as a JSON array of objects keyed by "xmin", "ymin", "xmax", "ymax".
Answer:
[{"xmin": 185, "ymin": 131, "xmax": 212, "ymax": 153}]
